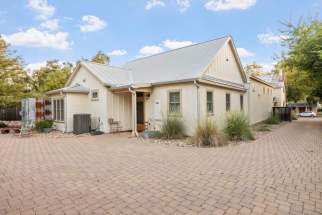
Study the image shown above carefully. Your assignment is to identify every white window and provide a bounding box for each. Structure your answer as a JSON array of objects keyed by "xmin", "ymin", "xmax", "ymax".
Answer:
[
  {"xmin": 168, "ymin": 91, "xmax": 181, "ymax": 114},
  {"xmin": 53, "ymin": 98, "xmax": 64, "ymax": 121},
  {"xmin": 91, "ymin": 89, "xmax": 99, "ymax": 101}
]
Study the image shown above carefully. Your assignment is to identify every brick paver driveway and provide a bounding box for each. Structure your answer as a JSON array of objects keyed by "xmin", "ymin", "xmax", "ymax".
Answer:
[{"xmin": 0, "ymin": 118, "xmax": 321, "ymax": 215}]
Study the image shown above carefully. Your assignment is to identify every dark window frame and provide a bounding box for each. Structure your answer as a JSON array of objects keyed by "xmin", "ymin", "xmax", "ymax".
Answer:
[
  {"xmin": 206, "ymin": 91, "xmax": 214, "ymax": 114},
  {"xmin": 240, "ymin": 95, "xmax": 244, "ymax": 111},
  {"xmin": 226, "ymin": 93, "xmax": 231, "ymax": 111}
]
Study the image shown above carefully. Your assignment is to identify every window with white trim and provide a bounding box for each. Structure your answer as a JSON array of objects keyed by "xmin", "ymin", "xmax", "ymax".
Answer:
[
  {"xmin": 53, "ymin": 98, "xmax": 64, "ymax": 121},
  {"xmin": 207, "ymin": 91, "xmax": 214, "ymax": 114},
  {"xmin": 169, "ymin": 91, "xmax": 181, "ymax": 114}
]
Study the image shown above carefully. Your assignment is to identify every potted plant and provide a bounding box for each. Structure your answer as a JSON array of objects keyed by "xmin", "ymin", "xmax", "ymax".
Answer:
[{"xmin": 35, "ymin": 120, "xmax": 54, "ymax": 133}]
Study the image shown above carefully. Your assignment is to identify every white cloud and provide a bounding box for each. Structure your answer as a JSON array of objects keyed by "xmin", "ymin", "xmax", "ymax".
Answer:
[
  {"xmin": 137, "ymin": 39, "xmax": 193, "ymax": 58},
  {"xmin": 25, "ymin": 61, "xmax": 47, "ymax": 73},
  {"xmin": 27, "ymin": 0, "xmax": 55, "ymax": 20},
  {"xmin": 177, "ymin": 0, "xmax": 191, "ymax": 12},
  {"xmin": 2, "ymin": 28, "xmax": 71, "ymax": 50},
  {"xmin": 260, "ymin": 62, "xmax": 277, "ymax": 72},
  {"xmin": 163, "ymin": 39, "xmax": 194, "ymax": 49},
  {"xmin": 205, "ymin": 0, "xmax": 256, "ymax": 11},
  {"xmin": 108, "ymin": 49, "xmax": 127, "ymax": 56},
  {"xmin": 257, "ymin": 32, "xmax": 288, "ymax": 44},
  {"xmin": 25, "ymin": 60, "xmax": 70, "ymax": 74},
  {"xmin": 80, "ymin": 15, "xmax": 107, "ymax": 32},
  {"xmin": 139, "ymin": 45, "xmax": 163, "ymax": 57},
  {"xmin": 145, "ymin": 0, "xmax": 166, "ymax": 10},
  {"xmin": 237, "ymin": 48, "xmax": 254, "ymax": 58},
  {"xmin": 40, "ymin": 19, "xmax": 59, "ymax": 31}
]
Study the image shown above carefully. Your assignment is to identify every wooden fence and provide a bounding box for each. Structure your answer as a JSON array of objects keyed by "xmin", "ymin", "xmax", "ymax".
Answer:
[
  {"xmin": 273, "ymin": 107, "xmax": 292, "ymax": 122},
  {"xmin": 0, "ymin": 107, "xmax": 21, "ymax": 121}
]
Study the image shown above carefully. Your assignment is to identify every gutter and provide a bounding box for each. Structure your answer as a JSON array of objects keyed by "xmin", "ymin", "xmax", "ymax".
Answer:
[
  {"xmin": 249, "ymin": 76, "xmax": 274, "ymax": 88},
  {"xmin": 110, "ymin": 78, "xmax": 197, "ymax": 90}
]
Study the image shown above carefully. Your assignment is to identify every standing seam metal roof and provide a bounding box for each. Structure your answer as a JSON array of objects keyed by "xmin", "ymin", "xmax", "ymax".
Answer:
[{"xmin": 77, "ymin": 36, "xmax": 240, "ymax": 87}]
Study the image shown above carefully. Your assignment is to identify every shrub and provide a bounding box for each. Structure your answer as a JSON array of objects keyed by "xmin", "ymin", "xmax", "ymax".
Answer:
[
  {"xmin": 265, "ymin": 114, "xmax": 281, "ymax": 124},
  {"xmin": 0, "ymin": 122, "xmax": 7, "ymax": 128},
  {"xmin": 143, "ymin": 130, "xmax": 162, "ymax": 139},
  {"xmin": 35, "ymin": 120, "xmax": 53, "ymax": 132},
  {"xmin": 160, "ymin": 117, "xmax": 185, "ymax": 139},
  {"xmin": 192, "ymin": 120, "xmax": 226, "ymax": 147},
  {"xmin": 256, "ymin": 124, "xmax": 271, "ymax": 132},
  {"xmin": 291, "ymin": 111, "xmax": 298, "ymax": 120},
  {"xmin": 224, "ymin": 112, "xmax": 254, "ymax": 141}
]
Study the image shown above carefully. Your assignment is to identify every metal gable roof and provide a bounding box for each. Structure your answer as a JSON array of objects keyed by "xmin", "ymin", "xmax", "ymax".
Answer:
[
  {"xmin": 47, "ymin": 83, "xmax": 89, "ymax": 95},
  {"xmin": 124, "ymin": 36, "xmax": 230, "ymax": 84},
  {"xmin": 68, "ymin": 36, "xmax": 246, "ymax": 88},
  {"xmin": 81, "ymin": 61, "xmax": 133, "ymax": 87}
]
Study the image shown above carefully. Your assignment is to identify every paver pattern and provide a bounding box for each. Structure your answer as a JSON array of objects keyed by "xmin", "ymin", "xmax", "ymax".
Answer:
[{"xmin": 0, "ymin": 118, "xmax": 321, "ymax": 215}]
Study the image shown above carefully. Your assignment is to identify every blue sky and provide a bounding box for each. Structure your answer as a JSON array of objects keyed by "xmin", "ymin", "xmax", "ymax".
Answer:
[{"xmin": 1, "ymin": 0, "xmax": 321, "ymax": 72}]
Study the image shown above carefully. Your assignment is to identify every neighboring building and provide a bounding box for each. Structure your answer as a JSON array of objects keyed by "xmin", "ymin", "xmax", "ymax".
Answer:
[
  {"xmin": 259, "ymin": 71, "xmax": 286, "ymax": 107},
  {"xmin": 47, "ymin": 36, "xmax": 275, "ymax": 136},
  {"xmin": 248, "ymin": 76, "xmax": 274, "ymax": 125},
  {"xmin": 287, "ymin": 102, "xmax": 321, "ymax": 113}
]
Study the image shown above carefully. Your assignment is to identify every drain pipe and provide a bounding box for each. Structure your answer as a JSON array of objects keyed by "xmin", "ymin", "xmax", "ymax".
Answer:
[
  {"xmin": 194, "ymin": 80, "xmax": 201, "ymax": 125},
  {"xmin": 246, "ymin": 81, "xmax": 251, "ymax": 123},
  {"xmin": 129, "ymin": 87, "xmax": 138, "ymax": 137}
]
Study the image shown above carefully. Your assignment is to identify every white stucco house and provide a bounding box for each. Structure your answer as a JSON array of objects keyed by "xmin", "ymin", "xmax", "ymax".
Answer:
[
  {"xmin": 248, "ymin": 75, "xmax": 274, "ymax": 124},
  {"xmin": 259, "ymin": 72, "xmax": 286, "ymax": 107},
  {"xmin": 47, "ymin": 36, "xmax": 277, "ymax": 136}
]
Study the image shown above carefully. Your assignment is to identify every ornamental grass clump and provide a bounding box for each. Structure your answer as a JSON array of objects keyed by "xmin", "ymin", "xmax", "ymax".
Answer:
[
  {"xmin": 225, "ymin": 112, "xmax": 254, "ymax": 141},
  {"xmin": 256, "ymin": 124, "xmax": 271, "ymax": 132},
  {"xmin": 160, "ymin": 117, "xmax": 185, "ymax": 139},
  {"xmin": 193, "ymin": 119, "xmax": 226, "ymax": 147},
  {"xmin": 265, "ymin": 113, "xmax": 281, "ymax": 124}
]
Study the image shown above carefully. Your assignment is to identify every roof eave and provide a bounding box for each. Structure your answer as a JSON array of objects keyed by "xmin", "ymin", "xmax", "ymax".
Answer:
[
  {"xmin": 249, "ymin": 76, "xmax": 274, "ymax": 88},
  {"xmin": 199, "ymin": 77, "xmax": 247, "ymax": 92}
]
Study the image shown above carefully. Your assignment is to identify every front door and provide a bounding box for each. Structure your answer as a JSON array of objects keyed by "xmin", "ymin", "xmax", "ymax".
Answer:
[{"xmin": 137, "ymin": 101, "xmax": 144, "ymax": 132}]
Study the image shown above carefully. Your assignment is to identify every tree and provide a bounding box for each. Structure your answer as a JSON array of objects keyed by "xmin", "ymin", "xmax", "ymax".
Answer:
[
  {"xmin": 91, "ymin": 51, "xmax": 110, "ymax": 64},
  {"xmin": 280, "ymin": 18, "xmax": 322, "ymax": 100},
  {"xmin": 244, "ymin": 62, "xmax": 264, "ymax": 76},
  {"xmin": 32, "ymin": 60, "xmax": 72, "ymax": 97},
  {"xmin": 0, "ymin": 37, "xmax": 30, "ymax": 107}
]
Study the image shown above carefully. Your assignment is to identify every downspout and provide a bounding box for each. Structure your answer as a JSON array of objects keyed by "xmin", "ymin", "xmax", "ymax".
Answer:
[
  {"xmin": 129, "ymin": 87, "xmax": 138, "ymax": 137},
  {"xmin": 64, "ymin": 94, "xmax": 67, "ymax": 133},
  {"xmin": 194, "ymin": 80, "xmax": 201, "ymax": 125},
  {"xmin": 246, "ymin": 82, "xmax": 251, "ymax": 123}
]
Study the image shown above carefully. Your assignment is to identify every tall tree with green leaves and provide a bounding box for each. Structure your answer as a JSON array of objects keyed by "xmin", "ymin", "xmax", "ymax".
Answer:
[
  {"xmin": 0, "ymin": 37, "xmax": 30, "ymax": 107},
  {"xmin": 280, "ymin": 18, "xmax": 322, "ymax": 101},
  {"xmin": 91, "ymin": 51, "xmax": 110, "ymax": 64},
  {"xmin": 31, "ymin": 60, "xmax": 73, "ymax": 96}
]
